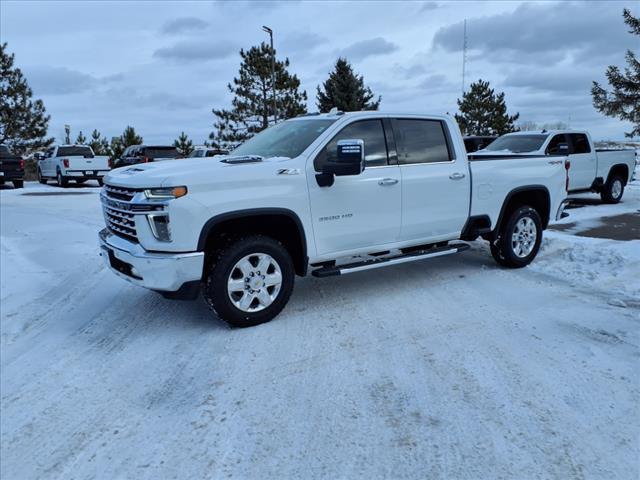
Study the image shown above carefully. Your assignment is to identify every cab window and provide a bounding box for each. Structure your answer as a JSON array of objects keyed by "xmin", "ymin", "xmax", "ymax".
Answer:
[
  {"xmin": 546, "ymin": 134, "xmax": 569, "ymax": 155},
  {"xmin": 570, "ymin": 134, "xmax": 591, "ymax": 154},
  {"xmin": 314, "ymin": 119, "xmax": 388, "ymax": 172},
  {"xmin": 393, "ymin": 119, "xmax": 451, "ymax": 164}
]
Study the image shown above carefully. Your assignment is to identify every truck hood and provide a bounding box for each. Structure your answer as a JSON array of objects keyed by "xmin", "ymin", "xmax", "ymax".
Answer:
[{"xmin": 104, "ymin": 156, "xmax": 294, "ymax": 188}]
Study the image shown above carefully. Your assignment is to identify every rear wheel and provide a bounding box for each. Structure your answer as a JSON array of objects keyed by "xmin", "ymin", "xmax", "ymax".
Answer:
[
  {"xmin": 203, "ymin": 235, "xmax": 294, "ymax": 328},
  {"xmin": 12, "ymin": 179, "xmax": 24, "ymax": 189},
  {"xmin": 56, "ymin": 169, "xmax": 68, "ymax": 188},
  {"xmin": 601, "ymin": 174, "xmax": 624, "ymax": 204},
  {"xmin": 37, "ymin": 168, "xmax": 47, "ymax": 184},
  {"xmin": 490, "ymin": 206, "xmax": 542, "ymax": 268}
]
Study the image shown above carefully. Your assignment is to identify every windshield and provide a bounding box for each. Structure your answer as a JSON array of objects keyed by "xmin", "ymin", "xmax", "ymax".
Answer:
[
  {"xmin": 58, "ymin": 146, "xmax": 94, "ymax": 158},
  {"xmin": 231, "ymin": 119, "xmax": 336, "ymax": 159},
  {"xmin": 484, "ymin": 134, "xmax": 548, "ymax": 153}
]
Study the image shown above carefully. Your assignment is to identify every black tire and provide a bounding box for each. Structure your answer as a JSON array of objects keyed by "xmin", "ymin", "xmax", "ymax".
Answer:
[
  {"xmin": 600, "ymin": 174, "xmax": 624, "ymax": 204},
  {"xmin": 13, "ymin": 179, "xmax": 24, "ymax": 189},
  {"xmin": 37, "ymin": 168, "xmax": 47, "ymax": 184},
  {"xmin": 203, "ymin": 235, "xmax": 295, "ymax": 328},
  {"xmin": 490, "ymin": 206, "xmax": 543, "ymax": 268},
  {"xmin": 56, "ymin": 169, "xmax": 68, "ymax": 188},
  {"xmin": 97, "ymin": 178, "xmax": 104, "ymax": 187},
  {"xmin": 75, "ymin": 179, "xmax": 86, "ymax": 184}
]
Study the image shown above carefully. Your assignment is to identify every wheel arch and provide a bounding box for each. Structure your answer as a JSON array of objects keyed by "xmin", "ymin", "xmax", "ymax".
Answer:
[
  {"xmin": 493, "ymin": 185, "xmax": 551, "ymax": 236},
  {"xmin": 197, "ymin": 208, "xmax": 308, "ymax": 276},
  {"xmin": 607, "ymin": 164, "xmax": 630, "ymax": 185}
]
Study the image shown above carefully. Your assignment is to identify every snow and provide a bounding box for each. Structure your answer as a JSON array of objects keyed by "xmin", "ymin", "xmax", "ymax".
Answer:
[{"xmin": 1, "ymin": 180, "xmax": 639, "ymax": 479}]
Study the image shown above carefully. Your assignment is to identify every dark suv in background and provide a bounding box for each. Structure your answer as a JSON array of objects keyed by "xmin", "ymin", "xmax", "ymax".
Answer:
[
  {"xmin": 0, "ymin": 145, "xmax": 25, "ymax": 188},
  {"xmin": 111, "ymin": 145, "xmax": 180, "ymax": 169}
]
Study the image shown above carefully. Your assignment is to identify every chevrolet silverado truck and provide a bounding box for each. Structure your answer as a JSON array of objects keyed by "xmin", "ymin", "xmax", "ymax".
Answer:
[
  {"xmin": 473, "ymin": 130, "xmax": 636, "ymax": 203},
  {"xmin": 38, "ymin": 145, "xmax": 109, "ymax": 187},
  {"xmin": 99, "ymin": 111, "xmax": 569, "ymax": 327}
]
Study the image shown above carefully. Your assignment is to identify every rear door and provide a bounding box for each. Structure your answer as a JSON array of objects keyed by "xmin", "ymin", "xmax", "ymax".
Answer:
[
  {"xmin": 392, "ymin": 118, "xmax": 470, "ymax": 242},
  {"xmin": 567, "ymin": 133, "xmax": 595, "ymax": 190},
  {"xmin": 307, "ymin": 118, "xmax": 402, "ymax": 256}
]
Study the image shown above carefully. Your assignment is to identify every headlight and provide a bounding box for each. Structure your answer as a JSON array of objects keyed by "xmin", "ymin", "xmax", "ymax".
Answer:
[{"xmin": 144, "ymin": 186, "xmax": 187, "ymax": 200}]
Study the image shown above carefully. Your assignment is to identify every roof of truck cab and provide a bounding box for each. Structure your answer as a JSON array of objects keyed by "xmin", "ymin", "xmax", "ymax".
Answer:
[
  {"xmin": 503, "ymin": 130, "xmax": 588, "ymax": 136},
  {"xmin": 292, "ymin": 111, "xmax": 454, "ymax": 121}
]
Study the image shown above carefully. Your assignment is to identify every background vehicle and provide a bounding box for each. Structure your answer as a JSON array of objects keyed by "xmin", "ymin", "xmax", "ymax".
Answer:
[
  {"xmin": 112, "ymin": 145, "xmax": 179, "ymax": 169},
  {"xmin": 474, "ymin": 130, "xmax": 636, "ymax": 203},
  {"xmin": 99, "ymin": 111, "xmax": 569, "ymax": 328},
  {"xmin": 38, "ymin": 145, "xmax": 109, "ymax": 187},
  {"xmin": 188, "ymin": 146, "xmax": 229, "ymax": 158},
  {"xmin": 463, "ymin": 135, "xmax": 496, "ymax": 153},
  {"xmin": 0, "ymin": 145, "xmax": 25, "ymax": 188}
]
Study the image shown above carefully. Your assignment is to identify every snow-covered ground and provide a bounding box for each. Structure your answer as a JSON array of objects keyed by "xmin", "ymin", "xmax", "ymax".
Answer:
[{"xmin": 1, "ymin": 180, "xmax": 638, "ymax": 479}]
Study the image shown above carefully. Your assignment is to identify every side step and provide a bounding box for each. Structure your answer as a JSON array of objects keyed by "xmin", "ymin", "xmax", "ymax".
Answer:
[{"xmin": 311, "ymin": 242, "xmax": 470, "ymax": 278}]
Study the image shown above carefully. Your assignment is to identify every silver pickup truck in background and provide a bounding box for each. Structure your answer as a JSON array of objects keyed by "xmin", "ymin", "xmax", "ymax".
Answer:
[{"xmin": 473, "ymin": 130, "xmax": 636, "ymax": 203}]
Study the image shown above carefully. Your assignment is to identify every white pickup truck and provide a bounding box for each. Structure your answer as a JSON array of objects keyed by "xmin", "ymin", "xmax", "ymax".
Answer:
[
  {"xmin": 473, "ymin": 130, "xmax": 636, "ymax": 203},
  {"xmin": 38, "ymin": 145, "xmax": 110, "ymax": 187},
  {"xmin": 99, "ymin": 112, "xmax": 569, "ymax": 327}
]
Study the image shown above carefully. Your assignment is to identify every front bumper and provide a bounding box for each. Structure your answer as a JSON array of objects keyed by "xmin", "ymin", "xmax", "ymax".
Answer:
[{"xmin": 99, "ymin": 228, "xmax": 204, "ymax": 292}]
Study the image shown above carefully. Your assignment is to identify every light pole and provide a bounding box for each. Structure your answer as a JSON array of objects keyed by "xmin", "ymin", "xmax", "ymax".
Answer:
[{"xmin": 262, "ymin": 25, "xmax": 277, "ymax": 124}]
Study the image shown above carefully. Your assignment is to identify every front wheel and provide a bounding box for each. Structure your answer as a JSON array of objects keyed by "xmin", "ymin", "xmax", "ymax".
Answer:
[
  {"xmin": 37, "ymin": 168, "xmax": 47, "ymax": 184},
  {"xmin": 203, "ymin": 235, "xmax": 295, "ymax": 328},
  {"xmin": 13, "ymin": 179, "xmax": 24, "ymax": 189},
  {"xmin": 601, "ymin": 175, "xmax": 624, "ymax": 204},
  {"xmin": 490, "ymin": 206, "xmax": 542, "ymax": 268}
]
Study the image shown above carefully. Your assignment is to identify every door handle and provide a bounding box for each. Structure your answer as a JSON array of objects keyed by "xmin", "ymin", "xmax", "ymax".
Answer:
[
  {"xmin": 378, "ymin": 178, "xmax": 399, "ymax": 186},
  {"xmin": 449, "ymin": 172, "xmax": 465, "ymax": 180}
]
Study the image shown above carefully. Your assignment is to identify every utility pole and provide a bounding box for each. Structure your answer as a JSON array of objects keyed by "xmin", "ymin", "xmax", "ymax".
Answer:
[
  {"xmin": 461, "ymin": 19, "xmax": 467, "ymax": 98},
  {"xmin": 64, "ymin": 124, "xmax": 71, "ymax": 144},
  {"xmin": 262, "ymin": 26, "xmax": 277, "ymax": 125}
]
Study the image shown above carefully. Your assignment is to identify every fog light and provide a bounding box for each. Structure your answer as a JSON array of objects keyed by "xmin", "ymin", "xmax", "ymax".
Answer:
[{"xmin": 147, "ymin": 214, "xmax": 171, "ymax": 241}]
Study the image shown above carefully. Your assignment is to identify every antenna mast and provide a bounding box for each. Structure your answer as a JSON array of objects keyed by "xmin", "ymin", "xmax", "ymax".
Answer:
[{"xmin": 461, "ymin": 19, "xmax": 467, "ymax": 97}]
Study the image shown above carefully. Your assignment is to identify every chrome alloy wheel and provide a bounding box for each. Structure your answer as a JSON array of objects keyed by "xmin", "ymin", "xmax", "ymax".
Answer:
[
  {"xmin": 611, "ymin": 179, "xmax": 623, "ymax": 199},
  {"xmin": 227, "ymin": 253, "xmax": 283, "ymax": 312},
  {"xmin": 511, "ymin": 217, "xmax": 537, "ymax": 258}
]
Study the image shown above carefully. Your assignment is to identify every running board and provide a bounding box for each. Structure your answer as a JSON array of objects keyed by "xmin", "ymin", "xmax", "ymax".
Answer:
[{"xmin": 311, "ymin": 242, "xmax": 470, "ymax": 277}]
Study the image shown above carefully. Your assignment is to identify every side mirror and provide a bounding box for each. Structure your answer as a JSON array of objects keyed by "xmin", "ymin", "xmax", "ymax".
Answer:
[{"xmin": 315, "ymin": 139, "xmax": 365, "ymax": 187}]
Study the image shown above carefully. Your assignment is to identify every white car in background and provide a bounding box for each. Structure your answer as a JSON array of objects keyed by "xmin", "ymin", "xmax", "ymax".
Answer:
[
  {"xmin": 188, "ymin": 146, "xmax": 229, "ymax": 158},
  {"xmin": 38, "ymin": 145, "xmax": 109, "ymax": 187}
]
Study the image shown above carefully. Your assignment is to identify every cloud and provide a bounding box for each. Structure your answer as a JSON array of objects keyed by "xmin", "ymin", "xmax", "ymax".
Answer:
[
  {"xmin": 24, "ymin": 66, "xmax": 97, "ymax": 95},
  {"xmin": 418, "ymin": 74, "xmax": 448, "ymax": 89},
  {"xmin": 160, "ymin": 17, "xmax": 209, "ymax": 35},
  {"xmin": 281, "ymin": 32, "xmax": 327, "ymax": 55},
  {"xmin": 433, "ymin": 2, "xmax": 630, "ymax": 65},
  {"xmin": 153, "ymin": 40, "xmax": 237, "ymax": 62},
  {"xmin": 339, "ymin": 37, "xmax": 399, "ymax": 62},
  {"xmin": 420, "ymin": 2, "xmax": 438, "ymax": 12}
]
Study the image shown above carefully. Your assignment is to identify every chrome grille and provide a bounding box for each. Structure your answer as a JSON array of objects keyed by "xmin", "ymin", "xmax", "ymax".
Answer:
[
  {"xmin": 104, "ymin": 185, "xmax": 140, "ymax": 201},
  {"xmin": 103, "ymin": 204, "xmax": 137, "ymax": 243}
]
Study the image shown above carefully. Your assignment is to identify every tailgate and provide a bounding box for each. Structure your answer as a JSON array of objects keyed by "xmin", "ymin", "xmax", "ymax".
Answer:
[
  {"xmin": 0, "ymin": 157, "xmax": 23, "ymax": 173},
  {"xmin": 67, "ymin": 156, "xmax": 109, "ymax": 171}
]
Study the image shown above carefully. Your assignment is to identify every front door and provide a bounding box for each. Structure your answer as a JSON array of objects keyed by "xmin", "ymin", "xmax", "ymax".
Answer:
[
  {"xmin": 568, "ymin": 133, "xmax": 596, "ymax": 190},
  {"xmin": 307, "ymin": 119, "xmax": 402, "ymax": 256}
]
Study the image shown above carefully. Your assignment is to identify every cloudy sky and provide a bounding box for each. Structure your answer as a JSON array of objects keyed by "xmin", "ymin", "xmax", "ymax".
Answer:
[{"xmin": 1, "ymin": 0, "xmax": 636, "ymax": 144}]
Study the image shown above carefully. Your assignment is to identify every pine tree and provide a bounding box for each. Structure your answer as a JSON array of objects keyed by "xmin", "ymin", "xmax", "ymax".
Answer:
[
  {"xmin": 0, "ymin": 42, "xmax": 53, "ymax": 153},
  {"xmin": 592, "ymin": 9, "xmax": 640, "ymax": 138},
  {"xmin": 89, "ymin": 129, "xmax": 110, "ymax": 155},
  {"xmin": 211, "ymin": 43, "xmax": 307, "ymax": 147},
  {"xmin": 316, "ymin": 58, "xmax": 380, "ymax": 112},
  {"xmin": 454, "ymin": 79, "xmax": 520, "ymax": 136},
  {"xmin": 174, "ymin": 131, "xmax": 194, "ymax": 157},
  {"xmin": 109, "ymin": 137, "xmax": 124, "ymax": 161},
  {"xmin": 120, "ymin": 125, "xmax": 143, "ymax": 147},
  {"xmin": 76, "ymin": 130, "xmax": 87, "ymax": 145}
]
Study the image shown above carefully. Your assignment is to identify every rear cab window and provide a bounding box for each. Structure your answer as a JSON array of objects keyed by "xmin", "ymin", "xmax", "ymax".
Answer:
[
  {"xmin": 392, "ymin": 118, "xmax": 452, "ymax": 164},
  {"xmin": 57, "ymin": 146, "xmax": 94, "ymax": 158},
  {"xmin": 570, "ymin": 133, "xmax": 591, "ymax": 154}
]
